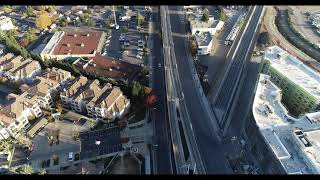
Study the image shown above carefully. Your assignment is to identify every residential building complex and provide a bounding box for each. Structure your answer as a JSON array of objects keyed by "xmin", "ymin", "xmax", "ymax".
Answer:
[
  {"xmin": 260, "ymin": 46, "xmax": 320, "ymax": 116},
  {"xmin": 40, "ymin": 30, "xmax": 105, "ymax": 60},
  {"xmin": 0, "ymin": 67, "xmax": 73, "ymax": 140},
  {"xmin": 60, "ymin": 76, "xmax": 130, "ymax": 121},
  {"xmin": 0, "ymin": 53, "xmax": 41, "ymax": 83},
  {"xmin": 252, "ymin": 74, "xmax": 320, "ymax": 174}
]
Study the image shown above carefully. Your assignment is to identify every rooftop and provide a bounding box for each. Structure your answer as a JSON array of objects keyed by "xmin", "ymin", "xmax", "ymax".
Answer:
[
  {"xmin": 84, "ymin": 55, "xmax": 141, "ymax": 81},
  {"xmin": 194, "ymin": 31, "xmax": 213, "ymax": 47},
  {"xmin": 264, "ymin": 46, "xmax": 320, "ymax": 101},
  {"xmin": 52, "ymin": 31, "xmax": 103, "ymax": 55},
  {"xmin": 41, "ymin": 31, "xmax": 64, "ymax": 55},
  {"xmin": 252, "ymin": 74, "xmax": 320, "ymax": 174},
  {"xmin": 189, "ymin": 17, "xmax": 219, "ymax": 29},
  {"xmin": 61, "ymin": 76, "xmax": 89, "ymax": 97}
]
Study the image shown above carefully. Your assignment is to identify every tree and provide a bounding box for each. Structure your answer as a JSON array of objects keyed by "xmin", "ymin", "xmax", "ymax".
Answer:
[
  {"xmin": 35, "ymin": 6, "xmax": 46, "ymax": 11},
  {"xmin": 121, "ymin": 25, "xmax": 128, "ymax": 32},
  {"xmin": 88, "ymin": 120, "xmax": 96, "ymax": 130},
  {"xmin": 38, "ymin": 169, "xmax": 47, "ymax": 175},
  {"xmin": 219, "ymin": 8, "xmax": 227, "ymax": 22},
  {"xmin": 25, "ymin": 27, "xmax": 37, "ymax": 43},
  {"xmin": 257, "ymin": 32, "xmax": 271, "ymax": 47},
  {"xmin": 86, "ymin": 19, "xmax": 96, "ymax": 27},
  {"xmin": 59, "ymin": 18, "xmax": 68, "ymax": 27},
  {"xmin": 3, "ymin": 6, "xmax": 13, "ymax": 13},
  {"xmin": 201, "ymin": 8, "xmax": 209, "ymax": 22},
  {"xmin": 132, "ymin": 81, "xmax": 142, "ymax": 97},
  {"xmin": 137, "ymin": 12, "xmax": 145, "ymax": 26},
  {"xmin": 47, "ymin": 6, "xmax": 57, "ymax": 13},
  {"xmin": 190, "ymin": 40, "xmax": 198, "ymax": 57},
  {"xmin": 16, "ymin": 164, "xmax": 34, "ymax": 174},
  {"xmin": 36, "ymin": 10, "xmax": 52, "ymax": 30},
  {"xmin": 24, "ymin": 6, "xmax": 36, "ymax": 17}
]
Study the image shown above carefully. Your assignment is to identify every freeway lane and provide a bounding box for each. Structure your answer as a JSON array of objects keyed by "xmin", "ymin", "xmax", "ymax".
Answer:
[
  {"xmin": 149, "ymin": 7, "xmax": 173, "ymax": 174},
  {"xmin": 213, "ymin": 6, "xmax": 264, "ymax": 129},
  {"xmin": 167, "ymin": 6, "xmax": 233, "ymax": 174}
]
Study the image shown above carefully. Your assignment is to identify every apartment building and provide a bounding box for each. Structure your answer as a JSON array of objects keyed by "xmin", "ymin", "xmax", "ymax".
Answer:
[
  {"xmin": 60, "ymin": 76, "xmax": 130, "ymax": 121},
  {"xmin": 0, "ymin": 92, "xmax": 41, "ymax": 138},
  {"xmin": 0, "ymin": 54, "xmax": 41, "ymax": 82},
  {"xmin": 0, "ymin": 54, "xmax": 22, "ymax": 75},
  {"xmin": 0, "ymin": 67, "xmax": 72, "ymax": 139},
  {"xmin": 5, "ymin": 58, "xmax": 41, "ymax": 82},
  {"xmin": 60, "ymin": 76, "xmax": 90, "ymax": 112},
  {"xmin": 95, "ymin": 87, "xmax": 130, "ymax": 121}
]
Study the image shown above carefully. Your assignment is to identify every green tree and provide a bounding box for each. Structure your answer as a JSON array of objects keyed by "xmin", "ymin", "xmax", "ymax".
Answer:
[
  {"xmin": 219, "ymin": 8, "xmax": 227, "ymax": 22},
  {"xmin": 137, "ymin": 12, "xmax": 145, "ymax": 26},
  {"xmin": 190, "ymin": 40, "xmax": 198, "ymax": 57},
  {"xmin": 59, "ymin": 17, "xmax": 68, "ymax": 27},
  {"xmin": 25, "ymin": 27, "xmax": 38, "ymax": 43},
  {"xmin": 38, "ymin": 169, "xmax": 47, "ymax": 175},
  {"xmin": 3, "ymin": 6, "xmax": 13, "ymax": 13},
  {"xmin": 121, "ymin": 25, "xmax": 128, "ymax": 32},
  {"xmin": 47, "ymin": 6, "xmax": 57, "ymax": 13},
  {"xmin": 132, "ymin": 81, "xmax": 142, "ymax": 97},
  {"xmin": 24, "ymin": 6, "xmax": 36, "ymax": 17},
  {"xmin": 257, "ymin": 32, "xmax": 271, "ymax": 47},
  {"xmin": 86, "ymin": 19, "xmax": 96, "ymax": 27},
  {"xmin": 16, "ymin": 164, "xmax": 34, "ymax": 174},
  {"xmin": 201, "ymin": 8, "xmax": 209, "ymax": 22},
  {"xmin": 88, "ymin": 120, "xmax": 97, "ymax": 130}
]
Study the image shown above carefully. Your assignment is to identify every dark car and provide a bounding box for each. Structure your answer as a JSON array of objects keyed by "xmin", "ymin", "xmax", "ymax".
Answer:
[
  {"xmin": 46, "ymin": 159, "xmax": 51, "ymax": 167},
  {"xmin": 74, "ymin": 153, "xmax": 80, "ymax": 161}
]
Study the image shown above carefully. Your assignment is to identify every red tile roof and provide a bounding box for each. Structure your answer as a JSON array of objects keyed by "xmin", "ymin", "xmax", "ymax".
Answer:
[
  {"xmin": 52, "ymin": 31, "xmax": 103, "ymax": 55},
  {"xmin": 84, "ymin": 55, "xmax": 141, "ymax": 80}
]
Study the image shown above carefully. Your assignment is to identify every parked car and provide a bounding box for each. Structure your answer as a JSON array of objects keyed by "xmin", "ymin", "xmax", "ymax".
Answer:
[
  {"xmin": 136, "ymin": 54, "xmax": 142, "ymax": 59},
  {"xmin": 68, "ymin": 152, "xmax": 74, "ymax": 162}
]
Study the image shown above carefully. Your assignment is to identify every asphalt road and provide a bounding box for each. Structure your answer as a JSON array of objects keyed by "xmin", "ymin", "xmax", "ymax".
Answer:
[
  {"xmin": 213, "ymin": 6, "xmax": 263, "ymax": 128},
  {"xmin": 167, "ymin": 6, "xmax": 232, "ymax": 174},
  {"xmin": 149, "ymin": 7, "xmax": 173, "ymax": 174}
]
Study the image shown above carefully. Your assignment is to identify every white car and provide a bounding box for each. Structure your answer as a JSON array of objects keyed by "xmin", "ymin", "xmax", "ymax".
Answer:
[
  {"xmin": 105, "ymin": 39, "xmax": 110, "ymax": 44},
  {"xmin": 158, "ymin": 63, "xmax": 162, "ymax": 68},
  {"xmin": 138, "ymin": 51, "xmax": 144, "ymax": 56},
  {"xmin": 136, "ymin": 54, "xmax": 142, "ymax": 59},
  {"xmin": 137, "ymin": 48, "xmax": 143, "ymax": 51},
  {"xmin": 116, "ymin": 25, "xmax": 119, "ymax": 29}
]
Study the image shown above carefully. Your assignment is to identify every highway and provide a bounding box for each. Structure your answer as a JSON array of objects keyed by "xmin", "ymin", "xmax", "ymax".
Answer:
[
  {"xmin": 212, "ymin": 6, "xmax": 264, "ymax": 131},
  {"xmin": 148, "ymin": 7, "xmax": 173, "ymax": 174},
  {"xmin": 166, "ymin": 6, "xmax": 233, "ymax": 174}
]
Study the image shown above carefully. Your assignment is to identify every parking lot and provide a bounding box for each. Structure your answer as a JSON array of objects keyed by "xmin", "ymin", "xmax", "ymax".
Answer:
[
  {"xmin": 101, "ymin": 7, "xmax": 151, "ymax": 67},
  {"xmin": 28, "ymin": 119, "xmax": 82, "ymax": 170}
]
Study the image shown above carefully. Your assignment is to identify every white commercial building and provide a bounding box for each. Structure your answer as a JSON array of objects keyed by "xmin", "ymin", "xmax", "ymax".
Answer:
[
  {"xmin": 252, "ymin": 74, "xmax": 320, "ymax": 174},
  {"xmin": 194, "ymin": 31, "xmax": 213, "ymax": 55},
  {"xmin": 264, "ymin": 46, "xmax": 320, "ymax": 103},
  {"xmin": 189, "ymin": 16, "xmax": 224, "ymax": 35}
]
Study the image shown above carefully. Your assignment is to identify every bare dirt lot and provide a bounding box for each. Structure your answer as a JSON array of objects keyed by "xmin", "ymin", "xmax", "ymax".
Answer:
[{"xmin": 289, "ymin": 6, "xmax": 320, "ymax": 45}]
